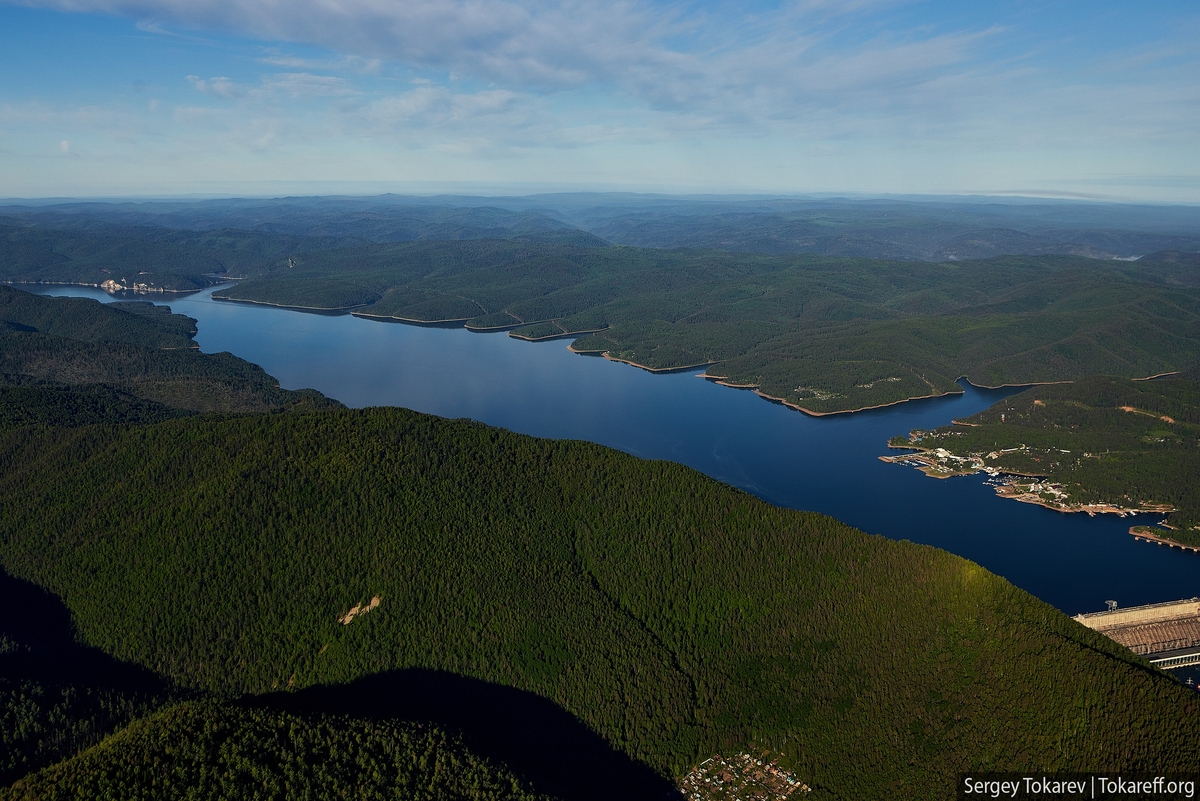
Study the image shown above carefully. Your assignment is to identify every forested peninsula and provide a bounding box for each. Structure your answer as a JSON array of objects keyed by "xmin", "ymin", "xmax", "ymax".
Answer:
[
  {"xmin": 0, "ymin": 286, "xmax": 340, "ymax": 423},
  {"xmin": 2, "ymin": 287, "xmax": 1200, "ymax": 799},
  {"xmin": 885, "ymin": 374, "xmax": 1200, "ymax": 538}
]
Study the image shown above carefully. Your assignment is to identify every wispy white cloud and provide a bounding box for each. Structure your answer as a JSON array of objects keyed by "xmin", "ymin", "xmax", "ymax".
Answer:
[
  {"xmin": 12, "ymin": 0, "xmax": 984, "ymax": 106},
  {"xmin": 256, "ymin": 49, "xmax": 382, "ymax": 74},
  {"xmin": 134, "ymin": 18, "xmax": 175, "ymax": 35},
  {"xmin": 28, "ymin": 0, "xmax": 1187, "ymax": 152},
  {"xmin": 187, "ymin": 72, "xmax": 357, "ymax": 100},
  {"xmin": 187, "ymin": 74, "xmax": 245, "ymax": 98},
  {"xmin": 262, "ymin": 72, "xmax": 358, "ymax": 97}
]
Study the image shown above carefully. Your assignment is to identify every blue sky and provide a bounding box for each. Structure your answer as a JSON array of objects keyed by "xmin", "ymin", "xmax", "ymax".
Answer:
[{"xmin": 1, "ymin": 0, "xmax": 1198, "ymax": 200}]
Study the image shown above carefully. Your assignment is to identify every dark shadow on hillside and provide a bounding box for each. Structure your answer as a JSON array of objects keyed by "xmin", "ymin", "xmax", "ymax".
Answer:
[
  {"xmin": 0, "ymin": 567, "xmax": 182, "ymax": 785},
  {"xmin": 0, "ymin": 567, "xmax": 166, "ymax": 689},
  {"xmin": 251, "ymin": 668, "xmax": 684, "ymax": 801}
]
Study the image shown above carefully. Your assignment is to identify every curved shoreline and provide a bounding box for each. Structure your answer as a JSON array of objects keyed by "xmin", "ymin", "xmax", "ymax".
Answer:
[
  {"xmin": 464, "ymin": 313, "xmax": 530, "ymax": 333},
  {"xmin": 959, "ymin": 377, "xmax": 1068, "ymax": 390},
  {"xmin": 960, "ymin": 371, "xmax": 1182, "ymax": 390},
  {"xmin": 133, "ymin": 287, "xmax": 1200, "ymax": 420},
  {"xmin": 351, "ymin": 311, "xmax": 473, "ymax": 325},
  {"xmin": 213, "ymin": 294, "xmax": 372, "ymax": 313},
  {"xmin": 598, "ymin": 353, "xmax": 717, "ymax": 374},
  {"xmin": 761, "ymin": 388, "xmax": 964, "ymax": 417}
]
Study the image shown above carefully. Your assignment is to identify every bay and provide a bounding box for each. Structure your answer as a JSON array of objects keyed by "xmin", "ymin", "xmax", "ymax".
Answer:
[{"xmin": 22, "ymin": 284, "xmax": 1198, "ymax": 616}]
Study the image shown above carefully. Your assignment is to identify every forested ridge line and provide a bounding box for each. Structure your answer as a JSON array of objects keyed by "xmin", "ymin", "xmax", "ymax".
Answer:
[
  {"xmin": 889, "ymin": 373, "xmax": 1200, "ymax": 536},
  {"xmin": 2, "ymin": 406, "xmax": 1198, "ymax": 798},
  {"xmin": 209, "ymin": 239, "xmax": 1200, "ymax": 414}
]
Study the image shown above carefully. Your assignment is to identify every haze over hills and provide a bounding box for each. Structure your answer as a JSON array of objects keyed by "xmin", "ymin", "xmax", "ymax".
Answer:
[
  {"xmin": 4, "ymin": 196, "xmax": 1199, "ymax": 417},
  {"xmin": 5, "ymin": 193, "xmax": 1200, "ymax": 260}
]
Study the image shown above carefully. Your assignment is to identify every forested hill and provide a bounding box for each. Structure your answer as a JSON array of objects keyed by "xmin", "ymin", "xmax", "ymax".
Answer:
[
  {"xmin": 891, "ymin": 374, "xmax": 1200, "ymax": 535},
  {"xmin": 2, "ymin": 701, "xmax": 552, "ymax": 801},
  {"xmin": 2, "ymin": 406, "xmax": 1199, "ymax": 797},
  {"xmin": 0, "ymin": 285, "xmax": 198, "ymax": 349},
  {"xmin": 213, "ymin": 240, "xmax": 1200, "ymax": 413},
  {"xmin": 0, "ymin": 287, "xmax": 340, "ymax": 421}
]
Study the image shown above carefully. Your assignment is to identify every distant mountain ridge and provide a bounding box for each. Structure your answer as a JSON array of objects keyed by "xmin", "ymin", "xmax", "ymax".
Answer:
[{"xmin": 5, "ymin": 193, "xmax": 1200, "ymax": 261}]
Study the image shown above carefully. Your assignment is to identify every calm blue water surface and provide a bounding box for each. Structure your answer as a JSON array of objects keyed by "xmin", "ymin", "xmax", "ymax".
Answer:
[{"xmin": 27, "ymin": 285, "xmax": 1199, "ymax": 615}]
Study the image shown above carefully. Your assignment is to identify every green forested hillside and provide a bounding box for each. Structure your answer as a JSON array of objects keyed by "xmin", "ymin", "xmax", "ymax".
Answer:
[
  {"xmin": 0, "ymin": 286, "xmax": 197, "ymax": 349},
  {"xmin": 891, "ymin": 374, "xmax": 1200, "ymax": 535},
  {"xmin": 2, "ymin": 407, "xmax": 1199, "ymax": 798},
  {"xmin": 212, "ymin": 240, "xmax": 1200, "ymax": 413},
  {"xmin": 0, "ymin": 287, "xmax": 340, "ymax": 418},
  {"xmin": 2, "ymin": 701, "xmax": 549, "ymax": 801},
  {"xmin": 0, "ymin": 384, "xmax": 190, "ymax": 428},
  {"xmin": 6, "ymin": 212, "xmax": 1198, "ymax": 415}
]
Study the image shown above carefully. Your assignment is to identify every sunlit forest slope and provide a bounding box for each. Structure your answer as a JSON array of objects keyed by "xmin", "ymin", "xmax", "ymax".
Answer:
[{"xmin": 2, "ymin": 405, "xmax": 1199, "ymax": 798}]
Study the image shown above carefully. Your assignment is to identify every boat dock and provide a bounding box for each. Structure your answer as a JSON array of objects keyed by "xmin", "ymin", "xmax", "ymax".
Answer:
[{"xmin": 1130, "ymin": 527, "xmax": 1200, "ymax": 554}]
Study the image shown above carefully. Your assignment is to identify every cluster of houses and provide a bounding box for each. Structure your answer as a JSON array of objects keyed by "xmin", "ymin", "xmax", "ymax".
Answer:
[{"xmin": 677, "ymin": 751, "xmax": 810, "ymax": 801}]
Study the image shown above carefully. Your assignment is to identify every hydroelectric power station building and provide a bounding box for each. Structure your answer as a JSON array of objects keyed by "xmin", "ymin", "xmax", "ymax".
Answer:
[{"xmin": 1074, "ymin": 598, "xmax": 1200, "ymax": 669}]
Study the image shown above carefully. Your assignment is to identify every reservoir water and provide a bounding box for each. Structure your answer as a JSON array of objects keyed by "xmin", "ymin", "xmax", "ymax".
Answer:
[{"xmin": 25, "ymin": 284, "xmax": 1198, "ymax": 616}]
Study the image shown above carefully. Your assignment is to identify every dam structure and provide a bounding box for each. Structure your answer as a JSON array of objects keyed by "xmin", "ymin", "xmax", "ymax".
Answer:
[{"xmin": 1075, "ymin": 598, "xmax": 1200, "ymax": 669}]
